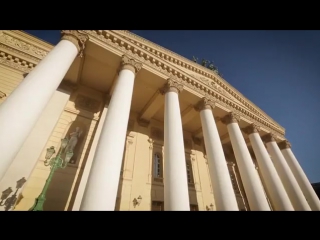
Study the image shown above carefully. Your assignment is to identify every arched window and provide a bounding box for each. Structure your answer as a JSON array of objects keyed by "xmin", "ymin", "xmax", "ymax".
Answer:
[{"xmin": 153, "ymin": 152, "xmax": 163, "ymax": 179}]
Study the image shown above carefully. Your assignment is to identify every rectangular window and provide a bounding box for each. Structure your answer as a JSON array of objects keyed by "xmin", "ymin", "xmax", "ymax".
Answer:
[
  {"xmin": 151, "ymin": 201, "xmax": 164, "ymax": 211},
  {"xmin": 186, "ymin": 160, "xmax": 194, "ymax": 185},
  {"xmin": 153, "ymin": 152, "xmax": 163, "ymax": 182}
]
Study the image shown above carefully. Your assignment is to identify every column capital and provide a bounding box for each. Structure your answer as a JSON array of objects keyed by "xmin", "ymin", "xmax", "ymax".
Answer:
[
  {"xmin": 278, "ymin": 140, "xmax": 292, "ymax": 150},
  {"xmin": 160, "ymin": 78, "xmax": 184, "ymax": 94},
  {"xmin": 261, "ymin": 133, "xmax": 277, "ymax": 143},
  {"xmin": 120, "ymin": 55, "xmax": 142, "ymax": 74},
  {"xmin": 221, "ymin": 112, "xmax": 240, "ymax": 125},
  {"xmin": 194, "ymin": 97, "xmax": 216, "ymax": 111},
  {"xmin": 61, "ymin": 30, "xmax": 89, "ymax": 57},
  {"xmin": 242, "ymin": 123, "xmax": 261, "ymax": 135}
]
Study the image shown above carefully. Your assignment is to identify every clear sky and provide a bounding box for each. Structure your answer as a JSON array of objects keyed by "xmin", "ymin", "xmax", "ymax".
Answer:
[{"xmin": 24, "ymin": 30, "xmax": 320, "ymax": 183}]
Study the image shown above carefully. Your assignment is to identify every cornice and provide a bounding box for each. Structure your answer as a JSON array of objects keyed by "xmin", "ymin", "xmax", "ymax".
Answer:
[
  {"xmin": 84, "ymin": 30, "xmax": 284, "ymax": 136},
  {"xmin": 113, "ymin": 30, "xmax": 283, "ymax": 132},
  {"xmin": 0, "ymin": 30, "xmax": 284, "ymax": 137}
]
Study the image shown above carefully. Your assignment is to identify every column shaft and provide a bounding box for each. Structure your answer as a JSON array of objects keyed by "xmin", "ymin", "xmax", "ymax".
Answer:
[
  {"xmin": 223, "ymin": 113, "xmax": 270, "ymax": 210},
  {"xmin": 279, "ymin": 141, "xmax": 320, "ymax": 210},
  {"xmin": 245, "ymin": 125, "xmax": 294, "ymax": 210},
  {"xmin": 163, "ymin": 80, "xmax": 190, "ymax": 211},
  {"xmin": 198, "ymin": 99, "xmax": 238, "ymax": 210},
  {"xmin": 265, "ymin": 135, "xmax": 311, "ymax": 210},
  {"xmin": 0, "ymin": 89, "xmax": 70, "ymax": 211},
  {"xmin": 80, "ymin": 56, "xmax": 141, "ymax": 210},
  {"xmin": 0, "ymin": 31, "xmax": 87, "ymax": 180}
]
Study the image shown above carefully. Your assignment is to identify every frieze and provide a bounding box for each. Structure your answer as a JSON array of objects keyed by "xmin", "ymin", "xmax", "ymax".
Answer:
[
  {"xmin": 84, "ymin": 30, "xmax": 284, "ymax": 137},
  {"xmin": 0, "ymin": 44, "xmax": 41, "ymax": 63},
  {"xmin": 114, "ymin": 30, "xmax": 281, "ymax": 130},
  {"xmin": 0, "ymin": 31, "xmax": 48, "ymax": 59}
]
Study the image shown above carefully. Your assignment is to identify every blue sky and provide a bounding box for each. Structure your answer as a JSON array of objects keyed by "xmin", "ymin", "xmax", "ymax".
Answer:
[{"xmin": 24, "ymin": 30, "xmax": 320, "ymax": 183}]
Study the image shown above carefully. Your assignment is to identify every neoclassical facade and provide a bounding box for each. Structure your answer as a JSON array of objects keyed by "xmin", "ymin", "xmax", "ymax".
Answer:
[{"xmin": 0, "ymin": 30, "xmax": 319, "ymax": 211}]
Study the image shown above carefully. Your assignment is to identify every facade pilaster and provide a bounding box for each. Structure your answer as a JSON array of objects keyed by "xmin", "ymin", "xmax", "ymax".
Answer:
[
  {"xmin": 278, "ymin": 140, "xmax": 320, "ymax": 210},
  {"xmin": 80, "ymin": 55, "xmax": 142, "ymax": 210},
  {"xmin": 161, "ymin": 79, "xmax": 190, "ymax": 211},
  {"xmin": 0, "ymin": 30, "xmax": 88, "ymax": 180},
  {"xmin": 221, "ymin": 113, "xmax": 270, "ymax": 210},
  {"xmin": 243, "ymin": 124, "xmax": 294, "ymax": 210},
  {"xmin": 264, "ymin": 134, "xmax": 311, "ymax": 210},
  {"xmin": 196, "ymin": 98, "xmax": 238, "ymax": 210}
]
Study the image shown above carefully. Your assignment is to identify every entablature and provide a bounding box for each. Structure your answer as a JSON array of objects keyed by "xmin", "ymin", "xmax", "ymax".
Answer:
[
  {"xmin": 84, "ymin": 30, "xmax": 285, "ymax": 136},
  {"xmin": 0, "ymin": 30, "xmax": 285, "ymax": 137},
  {"xmin": 113, "ymin": 30, "xmax": 283, "ymax": 132}
]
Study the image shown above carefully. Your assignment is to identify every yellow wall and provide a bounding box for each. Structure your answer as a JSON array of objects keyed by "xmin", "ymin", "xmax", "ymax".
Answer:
[{"xmin": 0, "ymin": 65, "xmax": 24, "ymax": 105}]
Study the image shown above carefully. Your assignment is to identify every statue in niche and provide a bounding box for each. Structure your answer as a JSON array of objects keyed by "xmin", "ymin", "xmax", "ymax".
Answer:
[
  {"xmin": 65, "ymin": 127, "xmax": 83, "ymax": 164},
  {"xmin": 66, "ymin": 127, "xmax": 82, "ymax": 153}
]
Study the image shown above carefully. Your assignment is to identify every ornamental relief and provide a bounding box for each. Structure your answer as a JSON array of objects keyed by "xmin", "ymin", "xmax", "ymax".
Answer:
[
  {"xmin": 0, "ymin": 31, "xmax": 48, "ymax": 59},
  {"xmin": 85, "ymin": 30, "xmax": 284, "ymax": 136},
  {"xmin": 0, "ymin": 44, "xmax": 40, "ymax": 63}
]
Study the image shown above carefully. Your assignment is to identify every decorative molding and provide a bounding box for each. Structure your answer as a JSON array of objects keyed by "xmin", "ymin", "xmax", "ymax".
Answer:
[
  {"xmin": 120, "ymin": 54, "xmax": 142, "ymax": 74},
  {"xmin": 113, "ymin": 30, "xmax": 283, "ymax": 131},
  {"xmin": 148, "ymin": 138, "xmax": 154, "ymax": 149},
  {"xmin": 278, "ymin": 140, "xmax": 291, "ymax": 150},
  {"xmin": 83, "ymin": 30, "xmax": 284, "ymax": 136},
  {"xmin": 0, "ymin": 30, "xmax": 284, "ymax": 136},
  {"xmin": 0, "ymin": 51, "xmax": 34, "ymax": 73},
  {"xmin": 61, "ymin": 30, "xmax": 89, "ymax": 57},
  {"xmin": 221, "ymin": 112, "xmax": 241, "ymax": 125},
  {"xmin": 194, "ymin": 97, "xmax": 216, "ymax": 111},
  {"xmin": 0, "ymin": 30, "xmax": 48, "ymax": 59},
  {"xmin": 160, "ymin": 78, "xmax": 183, "ymax": 94},
  {"xmin": 242, "ymin": 123, "xmax": 261, "ymax": 135},
  {"xmin": 0, "ymin": 43, "xmax": 40, "ymax": 62}
]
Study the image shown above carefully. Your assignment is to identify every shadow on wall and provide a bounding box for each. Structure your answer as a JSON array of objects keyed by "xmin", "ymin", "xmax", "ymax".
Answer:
[{"xmin": 42, "ymin": 95, "xmax": 101, "ymax": 211}]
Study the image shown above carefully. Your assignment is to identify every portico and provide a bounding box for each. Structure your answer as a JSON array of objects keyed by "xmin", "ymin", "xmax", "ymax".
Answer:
[{"xmin": 0, "ymin": 30, "xmax": 318, "ymax": 211}]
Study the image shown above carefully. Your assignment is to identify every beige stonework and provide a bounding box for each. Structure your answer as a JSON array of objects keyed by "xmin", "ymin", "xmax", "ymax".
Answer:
[{"xmin": 0, "ymin": 30, "xmax": 314, "ymax": 211}]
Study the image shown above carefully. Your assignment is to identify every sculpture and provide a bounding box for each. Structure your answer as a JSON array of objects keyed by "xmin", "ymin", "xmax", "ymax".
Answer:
[
  {"xmin": 192, "ymin": 56, "xmax": 198, "ymax": 63},
  {"xmin": 201, "ymin": 59, "xmax": 208, "ymax": 67},
  {"xmin": 65, "ymin": 127, "xmax": 82, "ymax": 153}
]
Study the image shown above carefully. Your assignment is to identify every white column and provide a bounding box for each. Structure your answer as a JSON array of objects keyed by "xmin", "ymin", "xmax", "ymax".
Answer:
[
  {"xmin": 279, "ymin": 140, "xmax": 320, "ymax": 210},
  {"xmin": 0, "ymin": 89, "xmax": 71, "ymax": 211},
  {"xmin": 222, "ymin": 113, "xmax": 270, "ymax": 211},
  {"xmin": 162, "ymin": 79, "xmax": 190, "ymax": 211},
  {"xmin": 197, "ymin": 98, "xmax": 238, "ymax": 210},
  {"xmin": 0, "ymin": 30, "xmax": 88, "ymax": 181},
  {"xmin": 72, "ymin": 103, "xmax": 108, "ymax": 210},
  {"xmin": 244, "ymin": 124, "xmax": 294, "ymax": 210},
  {"xmin": 80, "ymin": 55, "xmax": 142, "ymax": 211},
  {"xmin": 265, "ymin": 134, "xmax": 311, "ymax": 210}
]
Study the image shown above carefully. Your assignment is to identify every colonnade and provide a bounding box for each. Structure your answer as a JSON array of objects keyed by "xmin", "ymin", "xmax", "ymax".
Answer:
[{"xmin": 0, "ymin": 30, "xmax": 319, "ymax": 211}]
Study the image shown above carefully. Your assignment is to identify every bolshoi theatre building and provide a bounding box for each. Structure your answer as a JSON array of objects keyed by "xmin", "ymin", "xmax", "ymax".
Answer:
[{"xmin": 0, "ymin": 30, "xmax": 319, "ymax": 211}]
